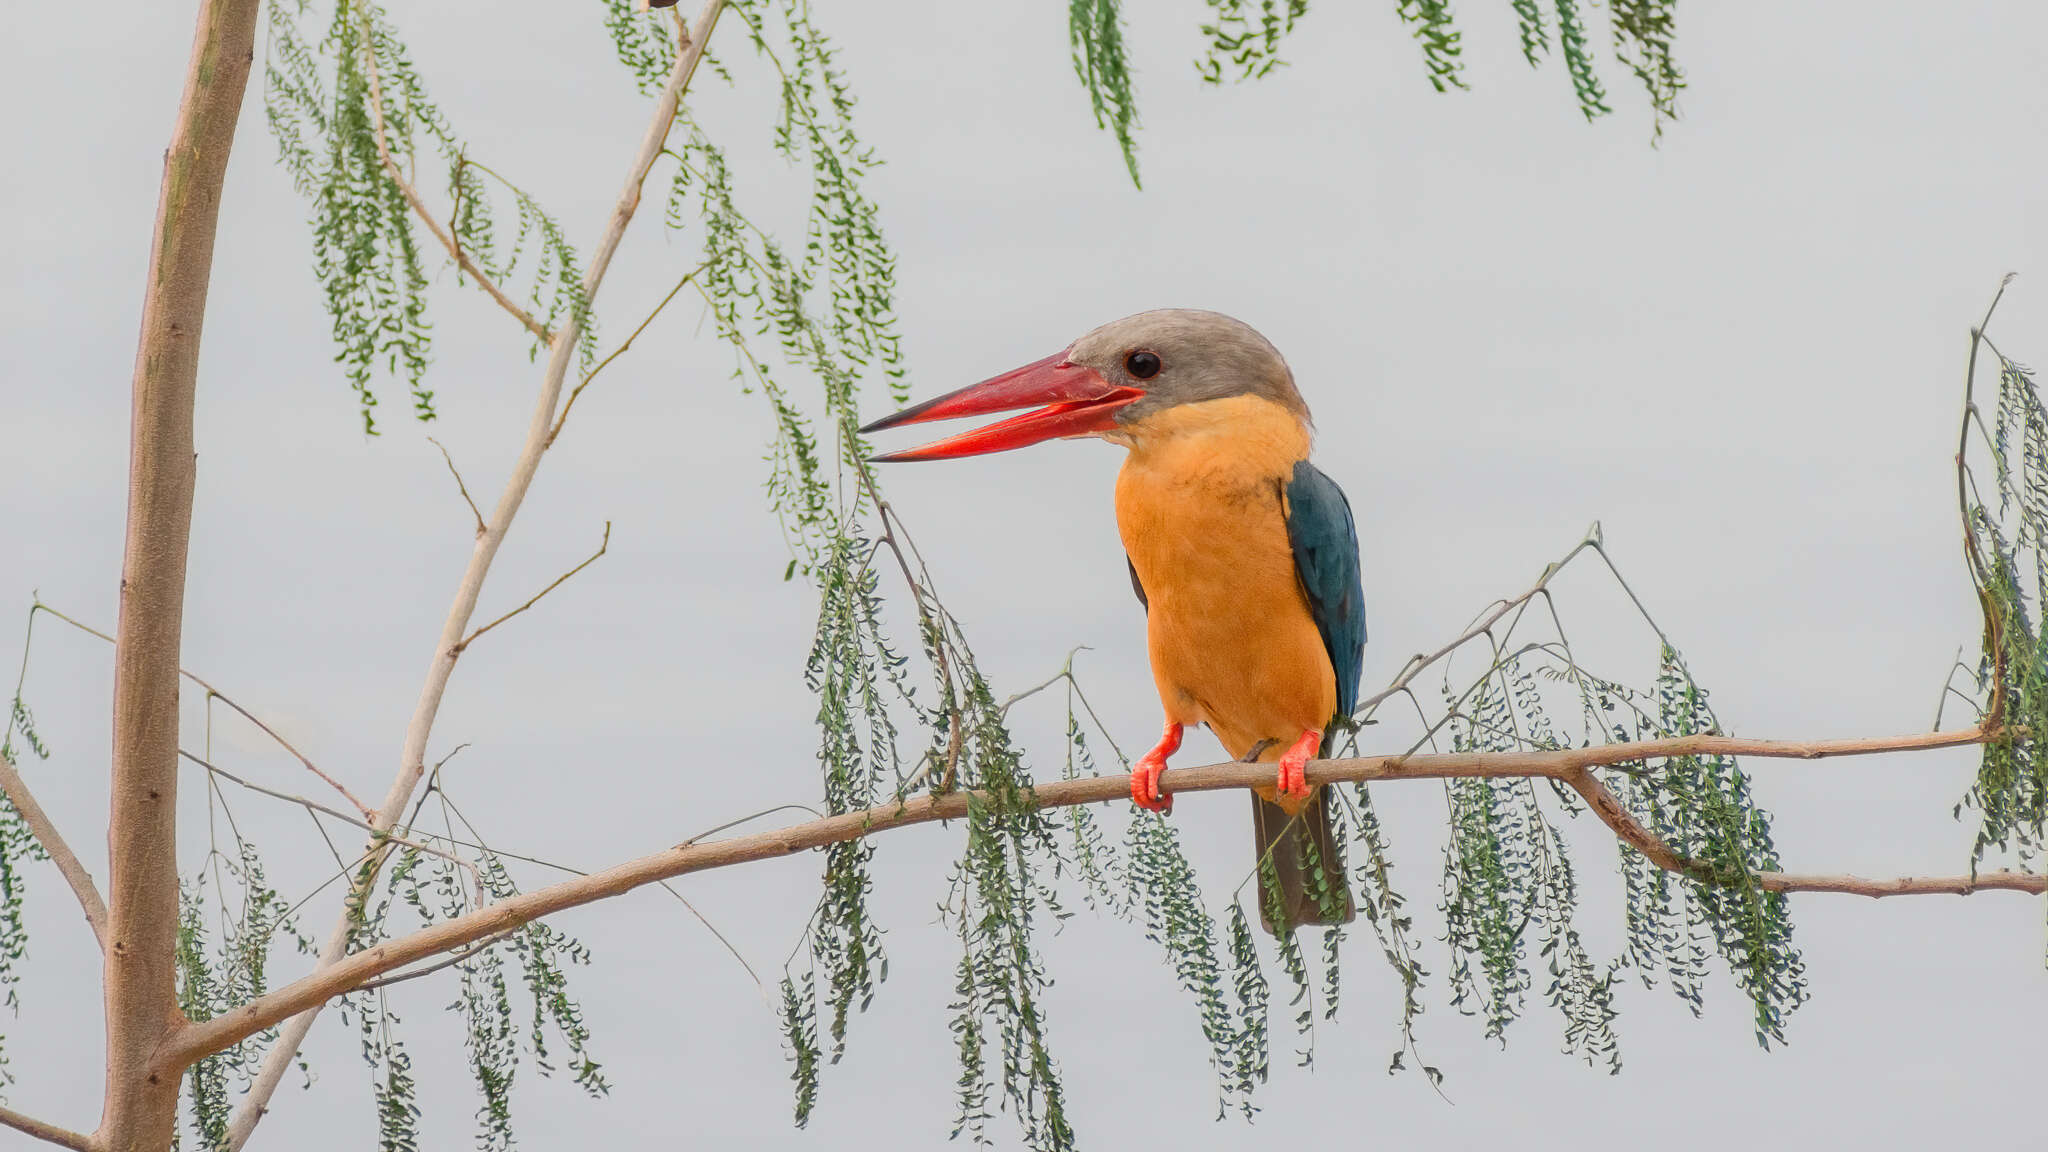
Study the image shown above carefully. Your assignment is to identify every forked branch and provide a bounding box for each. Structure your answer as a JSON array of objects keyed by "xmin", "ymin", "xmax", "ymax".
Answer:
[
  {"xmin": 455, "ymin": 521, "xmax": 610, "ymax": 654},
  {"xmin": 165, "ymin": 722, "xmax": 2039, "ymax": 1069}
]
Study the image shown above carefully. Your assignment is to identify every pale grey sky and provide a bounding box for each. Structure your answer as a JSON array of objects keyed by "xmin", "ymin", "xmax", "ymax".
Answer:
[{"xmin": 5, "ymin": 2, "xmax": 2047, "ymax": 1149}]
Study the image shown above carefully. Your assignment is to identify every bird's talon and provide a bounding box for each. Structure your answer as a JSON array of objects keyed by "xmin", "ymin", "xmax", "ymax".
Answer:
[
  {"xmin": 1130, "ymin": 757, "xmax": 1172, "ymax": 813},
  {"xmin": 1130, "ymin": 722, "xmax": 1183, "ymax": 814},
  {"xmin": 1276, "ymin": 728, "xmax": 1321, "ymax": 800}
]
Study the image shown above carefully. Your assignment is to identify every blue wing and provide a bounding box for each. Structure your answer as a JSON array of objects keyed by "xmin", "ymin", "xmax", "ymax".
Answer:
[{"xmin": 1284, "ymin": 461, "xmax": 1366, "ymax": 751}]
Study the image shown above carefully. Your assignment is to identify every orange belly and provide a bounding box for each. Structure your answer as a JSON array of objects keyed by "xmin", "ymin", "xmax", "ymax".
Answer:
[{"xmin": 1112, "ymin": 396, "xmax": 1336, "ymax": 789}]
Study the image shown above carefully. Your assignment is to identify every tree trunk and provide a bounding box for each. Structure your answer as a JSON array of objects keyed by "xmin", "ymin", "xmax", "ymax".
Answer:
[{"xmin": 100, "ymin": 1, "xmax": 261, "ymax": 1148}]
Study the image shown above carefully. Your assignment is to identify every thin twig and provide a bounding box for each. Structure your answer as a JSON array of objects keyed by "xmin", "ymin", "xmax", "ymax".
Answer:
[
  {"xmin": 177, "ymin": 749, "xmax": 480, "ymax": 884},
  {"xmin": 997, "ymin": 647, "xmax": 1090, "ymax": 719},
  {"xmin": 168, "ymin": 721, "xmax": 2042, "ymax": 1068},
  {"xmin": 1355, "ymin": 526, "xmax": 1601, "ymax": 720},
  {"xmin": 32, "ymin": 602, "xmax": 373, "ymax": 817},
  {"xmin": 449, "ymin": 151, "xmax": 470, "ymax": 270},
  {"xmin": 0, "ymin": 1104, "xmax": 99, "ymax": 1152},
  {"xmin": 455, "ymin": 522, "xmax": 611, "ymax": 654},
  {"xmin": 0, "ymin": 748, "xmax": 108, "ymax": 950},
  {"xmin": 427, "ymin": 436, "xmax": 486, "ymax": 537},
  {"xmin": 678, "ymin": 802, "xmax": 824, "ymax": 847},
  {"xmin": 548, "ymin": 259, "xmax": 710, "ymax": 448},
  {"xmin": 1957, "ymin": 275, "xmax": 2016, "ymax": 725},
  {"xmin": 358, "ymin": 16, "xmax": 552, "ymax": 343},
  {"xmin": 859, "ymin": 472, "xmax": 965, "ymax": 787}
]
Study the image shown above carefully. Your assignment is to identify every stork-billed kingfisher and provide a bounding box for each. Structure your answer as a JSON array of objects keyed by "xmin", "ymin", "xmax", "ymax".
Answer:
[{"xmin": 863, "ymin": 310, "xmax": 1363, "ymax": 932}]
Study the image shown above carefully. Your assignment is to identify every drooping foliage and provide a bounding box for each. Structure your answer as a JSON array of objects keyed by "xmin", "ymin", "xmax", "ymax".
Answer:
[
  {"xmin": 265, "ymin": 0, "xmax": 595, "ymax": 433},
  {"xmin": 1069, "ymin": 0, "xmax": 1689, "ymax": 181},
  {"xmin": 0, "ymin": 610, "xmax": 52, "ymax": 1093},
  {"xmin": 1956, "ymin": 285, "xmax": 2048, "ymax": 921}
]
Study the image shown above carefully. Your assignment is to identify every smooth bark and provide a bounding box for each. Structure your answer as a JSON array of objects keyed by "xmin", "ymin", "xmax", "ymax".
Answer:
[{"xmin": 99, "ymin": 0, "xmax": 262, "ymax": 1148}]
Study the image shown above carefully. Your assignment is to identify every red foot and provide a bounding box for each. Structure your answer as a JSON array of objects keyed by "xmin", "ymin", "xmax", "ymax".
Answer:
[
  {"xmin": 1130, "ymin": 722, "xmax": 1183, "ymax": 814},
  {"xmin": 1276, "ymin": 729, "xmax": 1321, "ymax": 800}
]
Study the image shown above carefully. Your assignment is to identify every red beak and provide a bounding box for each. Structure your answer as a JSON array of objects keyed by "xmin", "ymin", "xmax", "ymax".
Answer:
[{"xmin": 861, "ymin": 349, "xmax": 1143, "ymax": 462}]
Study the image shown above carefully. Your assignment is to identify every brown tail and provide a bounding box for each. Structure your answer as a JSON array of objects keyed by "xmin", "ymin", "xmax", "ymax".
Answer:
[{"xmin": 1250, "ymin": 789, "xmax": 1354, "ymax": 935}]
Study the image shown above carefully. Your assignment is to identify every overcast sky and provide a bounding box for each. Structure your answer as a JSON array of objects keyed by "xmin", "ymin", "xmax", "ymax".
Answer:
[{"xmin": 5, "ymin": 2, "xmax": 2048, "ymax": 1149}]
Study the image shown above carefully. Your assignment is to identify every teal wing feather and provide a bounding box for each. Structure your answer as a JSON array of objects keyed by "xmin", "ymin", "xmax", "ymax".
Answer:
[{"xmin": 1283, "ymin": 461, "xmax": 1366, "ymax": 754}]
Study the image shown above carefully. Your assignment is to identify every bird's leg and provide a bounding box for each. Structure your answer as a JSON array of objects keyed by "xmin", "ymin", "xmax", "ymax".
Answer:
[
  {"xmin": 1130, "ymin": 721, "xmax": 1184, "ymax": 814},
  {"xmin": 1276, "ymin": 729, "xmax": 1321, "ymax": 800}
]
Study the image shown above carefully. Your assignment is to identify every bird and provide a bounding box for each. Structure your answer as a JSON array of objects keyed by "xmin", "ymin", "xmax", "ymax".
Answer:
[{"xmin": 861, "ymin": 309, "xmax": 1364, "ymax": 933}]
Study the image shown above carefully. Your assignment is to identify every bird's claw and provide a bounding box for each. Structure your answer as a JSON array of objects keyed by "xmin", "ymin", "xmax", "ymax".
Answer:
[
  {"xmin": 1276, "ymin": 729, "xmax": 1321, "ymax": 801},
  {"xmin": 1129, "ymin": 722, "xmax": 1183, "ymax": 814},
  {"xmin": 1131, "ymin": 754, "xmax": 1173, "ymax": 814}
]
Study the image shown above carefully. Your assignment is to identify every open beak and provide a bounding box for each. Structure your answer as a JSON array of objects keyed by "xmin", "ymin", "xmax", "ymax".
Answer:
[{"xmin": 860, "ymin": 349, "xmax": 1143, "ymax": 462}]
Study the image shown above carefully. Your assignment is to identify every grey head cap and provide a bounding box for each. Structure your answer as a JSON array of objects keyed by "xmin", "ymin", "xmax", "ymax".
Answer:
[{"xmin": 1065, "ymin": 308, "xmax": 1309, "ymax": 426}]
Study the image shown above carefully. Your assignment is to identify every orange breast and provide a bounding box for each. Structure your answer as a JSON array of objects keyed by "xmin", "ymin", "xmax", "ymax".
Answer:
[{"xmin": 1112, "ymin": 396, "xmax": 1336, "ymax": 769}]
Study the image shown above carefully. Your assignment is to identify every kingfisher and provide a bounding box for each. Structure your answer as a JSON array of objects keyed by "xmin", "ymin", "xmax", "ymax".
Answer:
[{"xmin": 863, "ymin": 310, "xmax": 1363, "ymax": 932}]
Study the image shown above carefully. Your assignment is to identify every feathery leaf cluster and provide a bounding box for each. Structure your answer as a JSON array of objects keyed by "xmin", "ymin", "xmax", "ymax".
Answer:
[
  {"xmin": 1437, "ymin": 661, "xmax": 1620, "ymax": 1067},
  {"xmin": 0, "ymin": 616, "xmax": 52, "ymax": 1093},
  {"xmin": 1069, "ymin": 0, "xmax": 1143, "ymax": 187},
  {"xmin": 265, "ymin": 0, "xmax": 594, "ymax": 432},
  {"xmin": 339, "ymin": 839, "xmax": 608, "ymax": 1152},
  {"xmin": 175, "ymin": 842, "xmax": 315, "ymax": 1148},
  {"xmin": 1128, "ymin": 812, "xmax": 1269, "ymax": 1117},
  {"xmin": 1960, "ymin": 333, "xmax": 2048, "ymax": 894},
  {"xmin": 1197, "ymin": 0, "xmax": 1310, "ymax": 84},
  {"xmin": 1064, "ymin": 1, "xmax": 1687, "ymax": 177},
  {"xmin": 939, "ymin": 654, "xmax": 1074, "ymax": 1151}
]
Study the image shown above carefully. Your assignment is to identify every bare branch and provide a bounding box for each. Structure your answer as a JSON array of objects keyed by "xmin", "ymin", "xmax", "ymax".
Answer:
[
  {"xmin": 226, "ymin": 6, "xmax": 730, "ymax": 1144},
  {"xmin": 427, "ymin": 436, "xmax": 487, "ymax": 537},
  {"xmin": 548, "ymin": 260, "xmax": 709, "ymax": 448},
  {"xmin": 0, "ymin": 1104, "xmax": 99, "ymax": 1152},
  {"xmin": 358, "ymin": 19, "xmax": 552, "ymax": 343},
  {"xmin": 455, "ymin": 522, "xmax": 610, "ymax": 654},
  {"xmin": 34, "ymin": 603, "xmax": 373, "ymax": 818},
  {"xmin": 0, "ymin": 748, "xmax": 108, "ymax": 950},
  {"xmin": 168, "ymin": 723, "xmax": 2040, "ymax": 1068}
]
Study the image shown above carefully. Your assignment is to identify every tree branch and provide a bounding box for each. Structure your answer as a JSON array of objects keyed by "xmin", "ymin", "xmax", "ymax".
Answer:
[
  {"xmin": 453, "ymin": 521, "xmax": 610, "ymax": 654},
  {"xmin": 102, "ymin": 0, "xmax": 262, "ymax": 1148},
  {"xmin": 0, "ymin": 1104, "xmax": 99, "ymax": 1152},
  {"xmin": 547, "ymin": 260, "xmax": 708, "ymax": 448},
  {"xmin": 0, "ymin": 748, "xmax": 108, "ymax": 950},
  {"xmin": 427, "ymin": 435, "xmax": 486, "ymax": 538},
  {"xmin": 167, "ymin": 724, "xmax": 2040, "ymax": 1068},
  {"xmin": 358, "ymin": 19, "xmax": 552, "ymax": 344},
  {"xmin": 223, "ymin": 4, "xmax": 728, "ymax": 1144},
  {"xmin": 1356, "ymin": 526, "xmax": 1600, "ymax": 719},
  {"xmin": 35, "ymin": 603, "xmax": 373, "ymax": 818}
]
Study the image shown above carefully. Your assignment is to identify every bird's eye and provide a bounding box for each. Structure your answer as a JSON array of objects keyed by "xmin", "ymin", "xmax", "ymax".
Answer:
[{"xmin": 1125, "ymin": 350, "xmax": 1162, "ymax": 380}]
